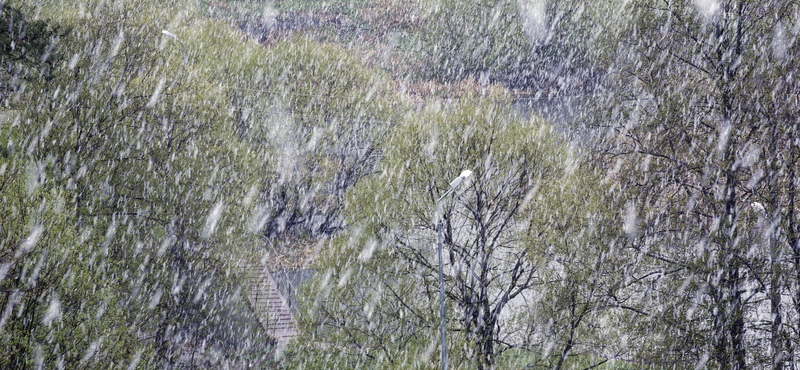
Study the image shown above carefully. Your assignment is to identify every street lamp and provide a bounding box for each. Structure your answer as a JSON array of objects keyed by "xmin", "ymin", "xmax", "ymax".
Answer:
[
  {"xmin": 435, "ymin": 169, "xmax": 472, "ymax": 370},
  {"xmin": 161, "ymin": 30, "xmax": 187, "ymax": 65}
]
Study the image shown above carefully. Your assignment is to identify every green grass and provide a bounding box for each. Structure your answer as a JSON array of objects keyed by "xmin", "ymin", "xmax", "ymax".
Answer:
[{"xmin": 198, "ymin": 0, "xmax": 425, "ymax": 80}]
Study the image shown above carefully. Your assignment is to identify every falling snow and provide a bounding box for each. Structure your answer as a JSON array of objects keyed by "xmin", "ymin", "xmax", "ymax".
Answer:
[{"xmin": 1, "ymin": 0, "xmax": 798, "ymax": 369}]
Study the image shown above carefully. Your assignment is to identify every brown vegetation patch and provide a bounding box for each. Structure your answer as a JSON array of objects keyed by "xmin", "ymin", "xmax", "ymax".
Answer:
[
  {"xmin": 397, "ymin": 78, "xmax": 506, "ymax": 105},
  {"xmin": 359, "ymin": 0, "xmax": 420, "ymax": 41},
  {"xmin": 263, "ymin": 237, "xmax": 320, "ymax": 270}
]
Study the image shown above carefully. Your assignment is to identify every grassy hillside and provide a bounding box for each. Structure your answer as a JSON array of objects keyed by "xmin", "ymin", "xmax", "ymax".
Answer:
[
  {"xmin": 203, "ymin": 0, "xmax": 421, "ymax": 77},
  {"xmin": 200, "ymin": 0, "xmax": 555, "ymax": 90}
]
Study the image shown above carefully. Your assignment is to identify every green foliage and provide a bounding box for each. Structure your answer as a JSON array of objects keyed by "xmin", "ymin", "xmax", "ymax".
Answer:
[
  {"xmin": 0, "ymin": 142, "xmax": 143, "ymax": 367},
  {"xmin": 293, "ymin": 90, "xmax": 601, "ymax": 369},
  {"xmin": 521, "ymin": 164, "xmax": 635, "ymax": 369},
  {"xmin": 594, "ymin": 0, "xmax": 800, "ymax": 368},
  {"xmin": 414, "ymin": 0, "xmax": 534, "ymax": 86},
  {"xmin": 0, "ymin": 0, "xmax": 273, "ymax": 367},
  {"xmin": 1, "ymin": 0, "xmax": 417, "ymax": 366},
  {"xmin": 0, "ymin": 2, "xmax": 68, "ymax": 105},
  {"xmin": 410, "ymin": 0, "xmax": 629, "ymax": 89},
  {"xmin": 208, "ymin": 34, "xmax": 405, "ymax": 238},
  {"xmin": 8, "ymin": 0, "xmax": 796, "ymax": 368},
  {"xmin": 496, "ymin": 349, "xmax": 653, "ymax": 370}
]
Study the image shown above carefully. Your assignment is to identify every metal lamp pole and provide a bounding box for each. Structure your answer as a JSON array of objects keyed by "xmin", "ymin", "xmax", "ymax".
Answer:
[
  {"xmin": 161, "ymin": 30, "xmax": 187, "ymax": 65},
  {"xmin": 435, "ymin": 169, "xmax": 472, "ymax": 370}
]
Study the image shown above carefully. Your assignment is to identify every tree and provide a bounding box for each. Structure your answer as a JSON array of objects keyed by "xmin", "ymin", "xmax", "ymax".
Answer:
[
  {"xmin": 294, "ymin": 89, "xmax": 619, "ymax": 369},
  {"xmin": 0, "ymin": 3, "xmax": 67, "ymax": 105},
  {"xmin": 515, "ymin": 0, "xmax": 628, "ymax": 92},
  {"xmin": 593, "ymin": 0, "xmax": 800, "ymax": 368},
  {"xmin": 1, "ymin": 0, "xmax": 273, "ymax": 367},
  {"xmin": 413, "ymin": 0, "xmax": 630, "ymax": 92},
  {"xmin": 520, "ymin": 166, "xmax": 636, "ymax": 370},
  {"xmin": 220, "ymin": 37, "xmax": 404, "ymax": 241},
  {"xmin": 415, "ymin": 0, "xmax": 535, "ymax": 87},
  {"xmin": 0, "ymin": 4, "xmax": 141, "ymax": 367}
]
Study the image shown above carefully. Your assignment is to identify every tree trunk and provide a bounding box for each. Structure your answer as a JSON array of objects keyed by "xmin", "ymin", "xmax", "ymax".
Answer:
[
  {"xmin": 788, "ymin": 123, "xmax": 800, "ymax": 370},
  {"xmin": 770, "ymin": 270, "xmax": 784, "ymax": 370},
  {"xmin": 729, "ymin": 267, "xmax": 746, "ymax": 370},
  {"xmin": 768, "ymin": 120, "xmax": 786, "ymax": 370},
  {"xmin": 476, "ymin": 318, "xmax": 496, "ymax": 370}
]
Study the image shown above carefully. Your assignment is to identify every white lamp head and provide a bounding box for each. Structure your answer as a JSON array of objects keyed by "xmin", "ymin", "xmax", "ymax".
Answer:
[
  {"xmin": 449, "ymin": 170, "xmax": 472, "ymax": 190},
  {"xmin": 161, "ymin": 30, "xmax": 178, "ymax": 40}
]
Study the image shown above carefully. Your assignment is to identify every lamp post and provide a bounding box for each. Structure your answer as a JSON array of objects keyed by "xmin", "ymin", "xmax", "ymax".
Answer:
[
  {"xmin": 161, "ymin": 30, "xmax": 187, "ymax": 65},
  {"xmin": 435, "ymin": 169, "xmax": 472, "ymax": 370}
]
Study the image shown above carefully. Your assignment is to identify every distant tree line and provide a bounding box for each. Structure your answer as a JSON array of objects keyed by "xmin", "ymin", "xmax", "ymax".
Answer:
[{"xmin": 1, "ymin": 0, "xmax": 798, "ymax": 369}]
